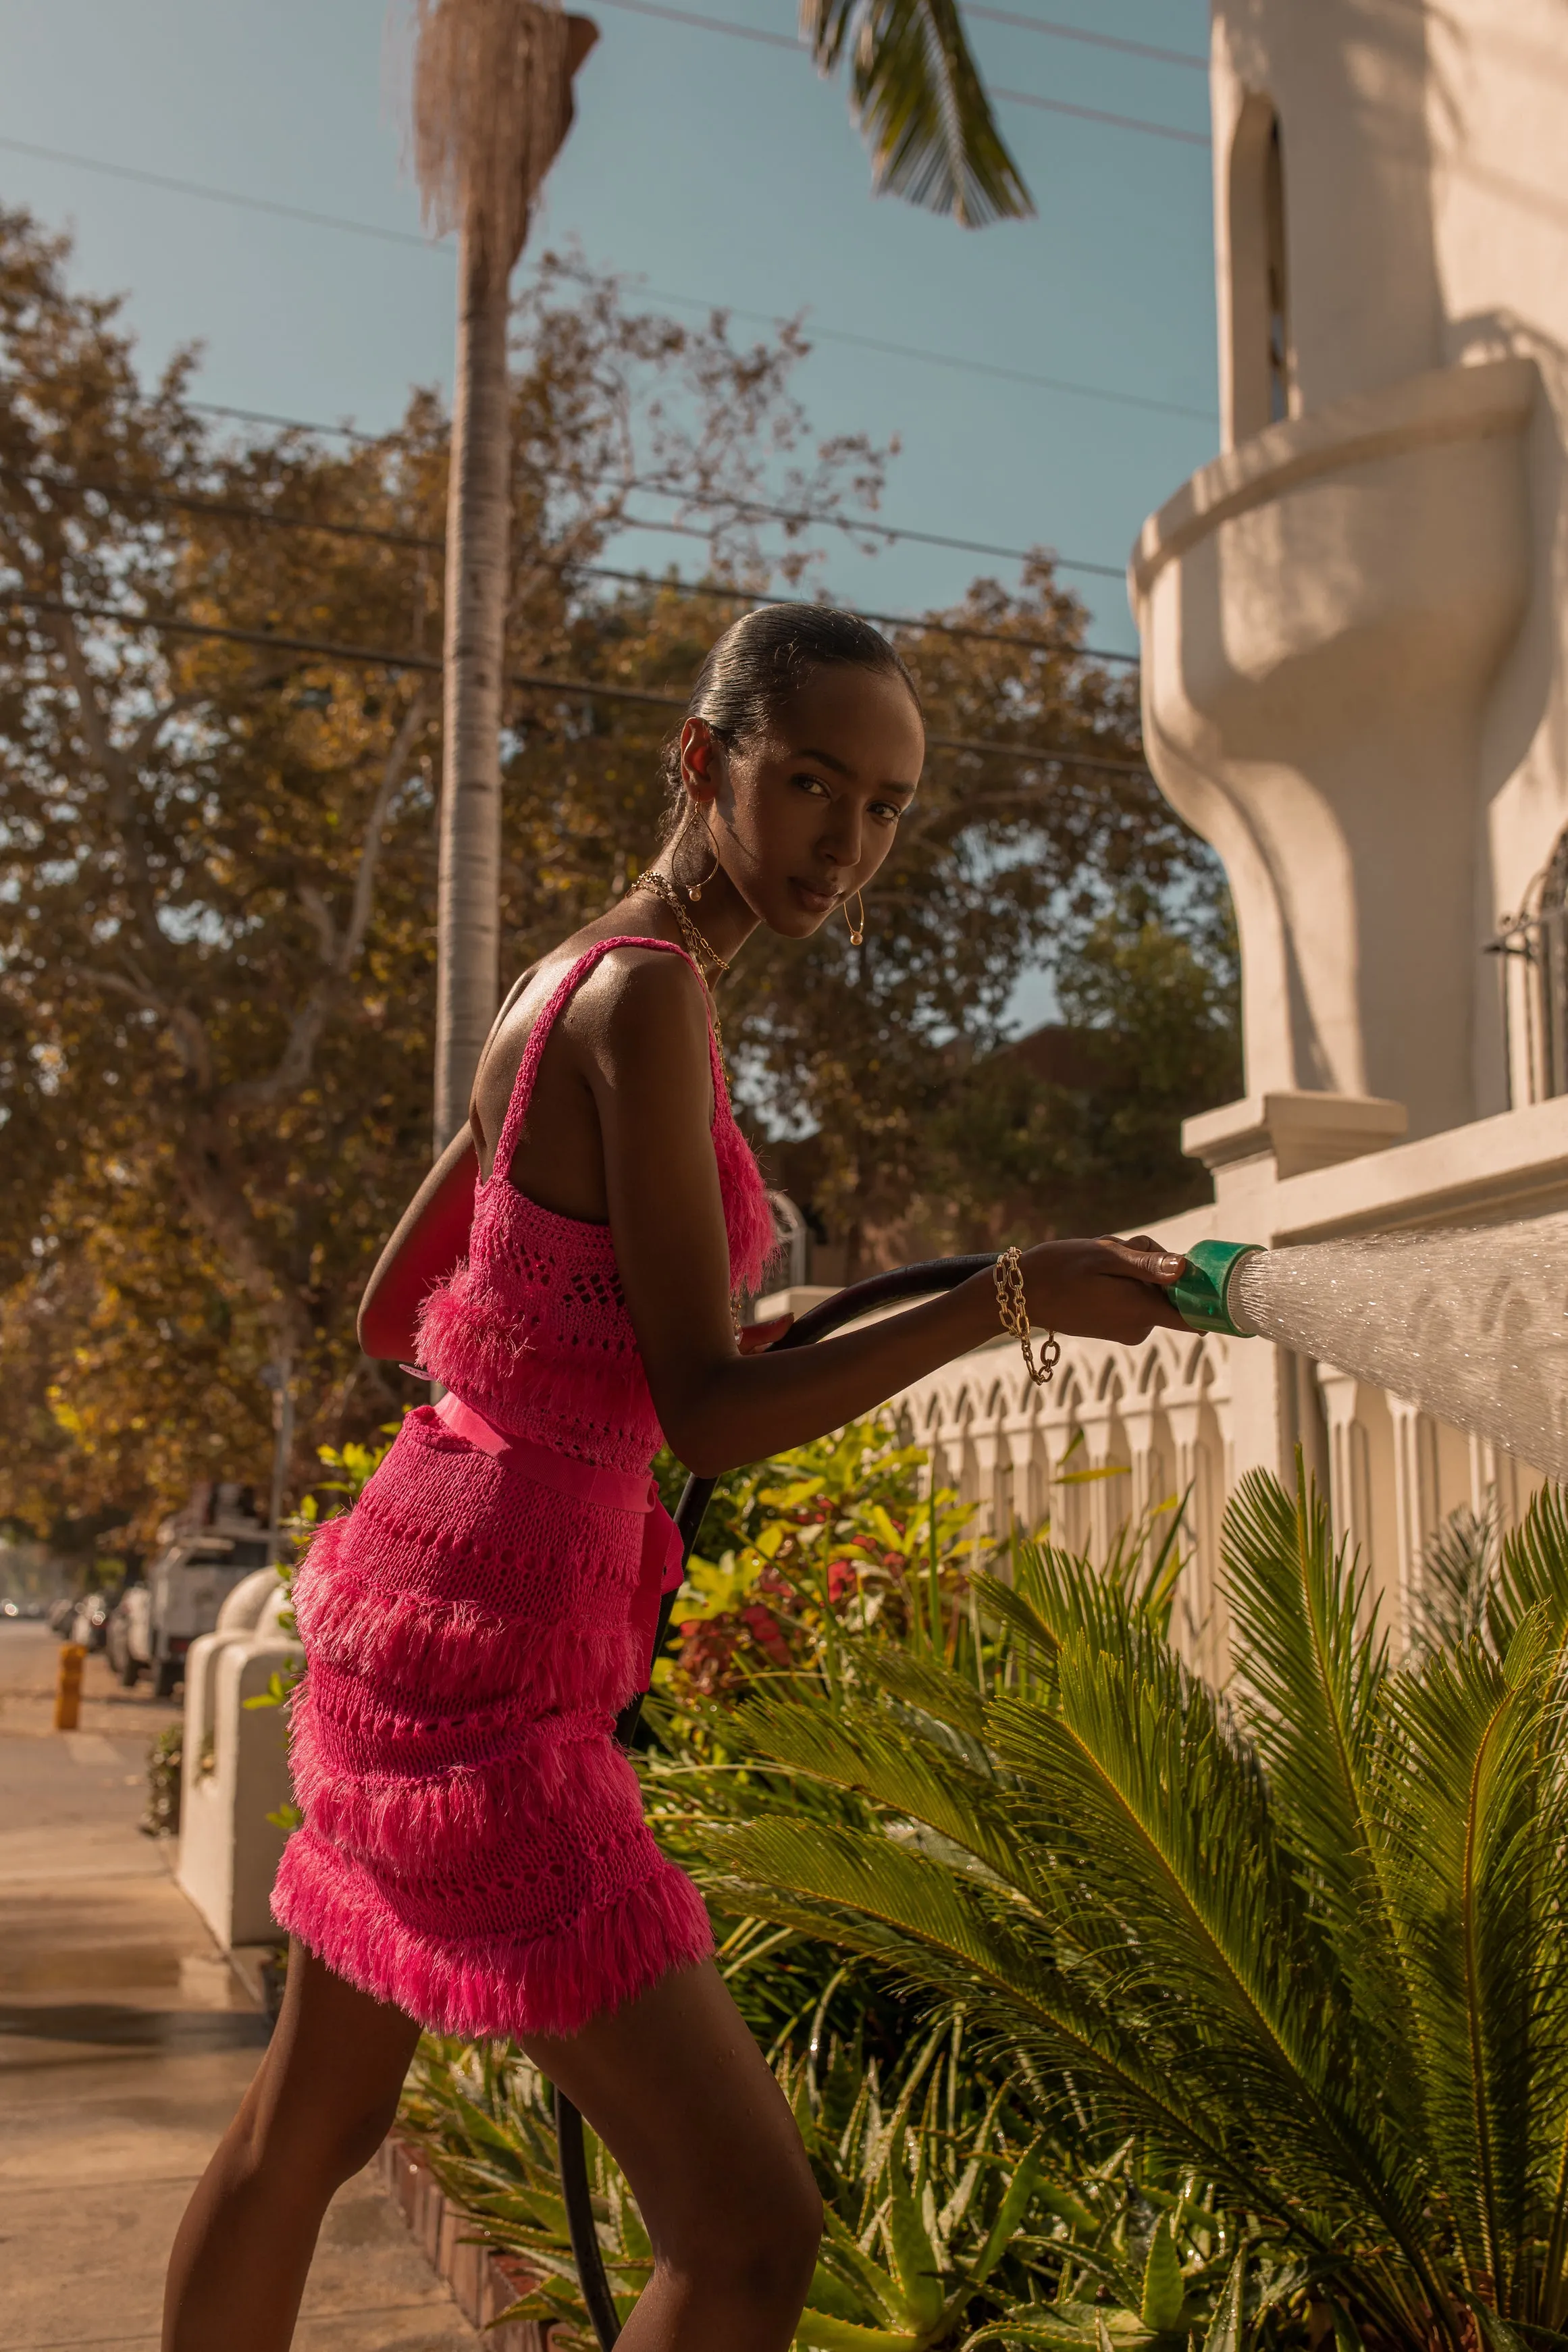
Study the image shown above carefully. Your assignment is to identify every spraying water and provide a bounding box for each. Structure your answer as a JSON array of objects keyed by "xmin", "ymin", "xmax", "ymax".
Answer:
[{"xmin": 1170, "ymin": 1216, "xmax": 1568, "ymax": 1482}]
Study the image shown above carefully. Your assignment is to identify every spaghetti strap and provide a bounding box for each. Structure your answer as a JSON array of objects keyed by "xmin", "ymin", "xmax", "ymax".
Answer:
[{"xmin": 488, "ymin": 934, "xmax": 716, "ymax": 1188}]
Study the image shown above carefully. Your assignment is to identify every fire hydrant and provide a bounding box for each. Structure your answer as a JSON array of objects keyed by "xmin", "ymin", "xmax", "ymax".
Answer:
[{"xmin": 53, "ymin": 1642, "xmax": 86, "ymax": 1731}]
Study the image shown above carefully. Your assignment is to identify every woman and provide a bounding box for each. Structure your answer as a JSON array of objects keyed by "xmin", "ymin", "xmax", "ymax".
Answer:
[{"xmin": 164, "ymin": 605, "xmax": 1188, "ymax": 2352}]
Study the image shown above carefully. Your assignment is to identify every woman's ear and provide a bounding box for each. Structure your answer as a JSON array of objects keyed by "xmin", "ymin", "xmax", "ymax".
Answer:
[{"xmin": 678, "ymin": 717, "xmax": 728, "ymax": 805}]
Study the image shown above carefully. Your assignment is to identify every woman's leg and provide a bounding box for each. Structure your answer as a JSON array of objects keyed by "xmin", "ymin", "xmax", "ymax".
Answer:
[
  {"xmin": 162, "ymin": 1938, "xmax": 421, "ymax": 2352},
  {"xmin": 525, "ymin": 1957, "xmax": 823, "ymax": 2352}
]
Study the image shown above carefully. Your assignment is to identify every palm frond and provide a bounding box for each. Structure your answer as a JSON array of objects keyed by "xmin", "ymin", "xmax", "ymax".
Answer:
[
  {"xmin": 1413, "ymin": 1498, "xmax": 1500, "ymax": 1658},
  {"xmin": 800, "ymin": 0, "xmax": 1033, "ymax": 227},
  {"xmin": 1382, "ymin": 1612, "xmax": 1568, "ymax": 2320},
  {"xmin": 733, "ymin": 1682, "xmax": 1022, "ymax": 1886},
  {"xmin": 1219, "ymin": 1468, "xmax": 1419, "ymax": 2076},
  {"xmin": 989, "ymin": 1631, "xmax": 1432, "ymax": 2271},
  {"xmin": 1492, "ymin": 1484, "xmax": 1568, "ymax": 1667},
  {"xmin": 698, "ymin": 1814, "xmax": 1269, "ymax": 2187}
]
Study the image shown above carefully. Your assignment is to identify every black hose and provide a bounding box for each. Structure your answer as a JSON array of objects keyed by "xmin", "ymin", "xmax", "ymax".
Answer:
[{"xmin": 558, "ymin": 1254, "xmax": 993, "ymax": 2347}]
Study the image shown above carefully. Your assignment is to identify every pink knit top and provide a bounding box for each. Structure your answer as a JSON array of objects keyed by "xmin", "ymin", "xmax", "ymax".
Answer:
[{"xmin": 271, "ymin": 937, "xmax": 776, "ymax": 2038}]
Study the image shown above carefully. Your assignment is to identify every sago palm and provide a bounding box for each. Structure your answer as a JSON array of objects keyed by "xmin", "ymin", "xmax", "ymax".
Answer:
[{"xmin": 692, "ymin": 1470, "xmax": 1568, "ymax": 2352}]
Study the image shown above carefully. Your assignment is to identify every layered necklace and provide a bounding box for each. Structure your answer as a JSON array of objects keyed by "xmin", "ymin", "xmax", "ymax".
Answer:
[{"xmin": 631, "ymin": 868, "xmax": 731, "ymax": 1050}]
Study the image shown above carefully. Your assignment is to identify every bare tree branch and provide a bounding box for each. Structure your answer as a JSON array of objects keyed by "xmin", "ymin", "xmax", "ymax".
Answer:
[
  {"xmin": 49, "ymin": 610, "xmax": 171, "ymax": 971},
  {"xmin": 221, "ymin": 688, "xmax": 430, "ymax": 1114}
]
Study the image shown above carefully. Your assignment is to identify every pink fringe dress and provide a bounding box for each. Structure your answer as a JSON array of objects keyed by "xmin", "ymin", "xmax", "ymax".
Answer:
[{"xmin": 271, "ymin": 937, "xmax": 776, "ymax": 2039}]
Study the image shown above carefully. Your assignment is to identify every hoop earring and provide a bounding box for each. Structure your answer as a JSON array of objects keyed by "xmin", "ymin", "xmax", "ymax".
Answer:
[
  {"xmin": 845, "ymin": 891, "xmax": 866, "ymax": 947},
  {"xmin": 682, "ymin": 803, "xmax": 721, "ymax": 902}
]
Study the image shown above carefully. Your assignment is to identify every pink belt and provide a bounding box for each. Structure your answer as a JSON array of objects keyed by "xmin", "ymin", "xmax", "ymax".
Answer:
[{"xmin": 431, "ymin": 1388, "xmax": 685, "ymax": 1661}]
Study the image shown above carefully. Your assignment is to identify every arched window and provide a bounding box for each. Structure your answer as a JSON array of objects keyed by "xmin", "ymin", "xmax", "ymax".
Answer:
[
  {"xmin": 1264, "ymin": 118, "xmax": 1290, "ymax": 424},
  {"xmin": 1494, "ymin": 829, "xmax": 1568, "ymax": 1103},
  {"xmin": 1228, "ymin": 96, "xmax": 1295, "ymax": 444}
]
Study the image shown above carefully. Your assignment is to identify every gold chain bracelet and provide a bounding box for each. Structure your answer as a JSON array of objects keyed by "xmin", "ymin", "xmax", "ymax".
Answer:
[{"xmin": 993, "ymin": 1246, "xmax": 1061, "ymax": 1389}]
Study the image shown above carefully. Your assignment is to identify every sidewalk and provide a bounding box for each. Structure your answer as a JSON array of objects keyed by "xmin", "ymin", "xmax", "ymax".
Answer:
[{"xmin": 0, "ymin": 1623, "xmax": 484, "ymax": 2351}]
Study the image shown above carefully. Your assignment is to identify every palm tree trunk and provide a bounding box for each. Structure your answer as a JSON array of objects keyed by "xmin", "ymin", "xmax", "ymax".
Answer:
[{"xmin": 434, "ymin": 217, "xmax": 513, "ymax": 1151}]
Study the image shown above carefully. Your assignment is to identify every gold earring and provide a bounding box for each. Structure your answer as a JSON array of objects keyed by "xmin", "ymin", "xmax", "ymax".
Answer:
[
  {"xmin": 845, "ymin": 891, "xmax": 865, "ymax": 947},
  {"xmin": 683, "ymin": 803, "xmax": 720, "ymax": 901}
]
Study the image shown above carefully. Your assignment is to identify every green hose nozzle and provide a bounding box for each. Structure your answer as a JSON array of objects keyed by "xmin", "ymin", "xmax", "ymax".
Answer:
[{"xmin": 1169, "ymin": 1238, "xmax": 1263, "ymax": 1338}]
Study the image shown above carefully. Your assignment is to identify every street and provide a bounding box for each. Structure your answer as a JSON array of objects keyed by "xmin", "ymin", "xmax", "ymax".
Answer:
[{"xmin": 0, "ymin": 1622, "xmax": 483, "ymax": 2351}]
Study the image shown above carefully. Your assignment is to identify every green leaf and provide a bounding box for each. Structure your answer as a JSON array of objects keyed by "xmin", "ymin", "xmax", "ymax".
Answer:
[
  {"xmin": 885, "ymin": 2124, "xmax": 945, "ymax": 2328},
  {"xmin": 1203, "ymin": 2240, "xmax": 1247, "ymax": 2352},
  {"xmin": 1140, "ymin": 2216, "xmax": 1186, "ymax": 2333},
  {"xmin": 795, "ymin": 2313, "xmax": 920, "ymax": 2351},
  {"xmin": 970, "ymin": 2142, "xmax": 1041, "ymax": 2285}
]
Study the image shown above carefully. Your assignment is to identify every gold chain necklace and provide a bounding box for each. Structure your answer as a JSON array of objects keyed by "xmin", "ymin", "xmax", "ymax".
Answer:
[{"xmin": 631, "ymin": 870, "xmax": 730, "ymax": 1047}]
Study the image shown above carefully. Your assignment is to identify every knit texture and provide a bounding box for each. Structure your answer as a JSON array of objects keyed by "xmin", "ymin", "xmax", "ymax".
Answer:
[{"xmin": 272, "ymin": 937, "xmax": 775, "ymax": 2037}]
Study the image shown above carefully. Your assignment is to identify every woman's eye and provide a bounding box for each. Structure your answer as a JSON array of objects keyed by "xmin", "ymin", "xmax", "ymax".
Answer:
[
  {"xmin": 793, "ymin": 773, "xmax": 831, "ymax": 799},
  {"xmin": 870, "ymin": 800, "xmax": 904, "ymax": 825}
]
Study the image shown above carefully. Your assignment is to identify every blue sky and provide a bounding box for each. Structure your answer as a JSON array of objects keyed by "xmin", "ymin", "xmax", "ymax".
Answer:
[{"xmin": 0, "ymin": 0, "xmax": 1218, "ymax": 662}]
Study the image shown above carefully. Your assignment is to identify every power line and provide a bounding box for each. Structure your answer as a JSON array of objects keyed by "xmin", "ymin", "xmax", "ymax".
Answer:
[
  {"xmin": 5, "ymin": 590, "xmax": 1150, "ymax": 776},
  {"xmin": 0, "ymin": 136, "xmax": 433, "ymax": 250},
  {"xmin": 623, "ymin": 478, "xmax": 1130, "ymax": 576},
  {"xmin": 585, "ymin": 0, "xmax": 1209, "ymax": 142},
  {"xmin": 0, "ymin": 138, "xmax": 1216, "ymax": 425},
  {"xmin": 178, "ymin": 407, "xmax": 1128, "ymax": 577},
  {"xmin": 3, "ymin": 465, "xmax": 1140, "ymax": 662},
  {"xmin": 9, "ymin": 448, "xmax": 1128, "ymax": 585},
  {"xmin": 540, "ymin": 265, "xmax": 1214, "ymax": 422},
  {"xmin": 963, "ymin": 7, "xmax": 1206, "ymax": 68},
  {"xmin": 989, "ymin": 84, "xmax": 1207, "ymax": 144},
  {"xmin": 574, "ymin": 566, "xmax": 1141, "ymax": 665}
]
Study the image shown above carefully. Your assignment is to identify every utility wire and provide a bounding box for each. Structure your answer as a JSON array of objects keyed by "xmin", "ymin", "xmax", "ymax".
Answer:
[
  {"xmin": 582, "ymin": 0, "xmax": 1208, "ymax": 142},
  {"xmin": 621, "ymin": 475, "xmax": 1129, "ymax": 575},
  {"xmin": 3, "ymin": 465, "xmax": 1140, "ymax": 662},
  {"xmin": 989, "ymin": 84, "xmax": 1207, "ymax": 143},
  {"xmin": 178, "ymin": 407, "xmax": 1131, "ymax": 577},
  {"xmin": 573, "ymin": 565, "xmax": 1141, "ymax": 665},
  {"xmin": 0, "ymin": 136, "xmax": 434, "ymax": 250},
  {"xmin": 179, "ymin": 417, "xmax": 1128, "ymax": 579},
  {"xmin": 962, "ymin": 7, "xmax": 1205, "ymax": 68},
  {"xmin": 0, "ymin": 138, "xmax": 1216, "ymax": 425},
  {"xmin": 5, "ymin": 590, "xmax": 1151, "ymax": 777}
]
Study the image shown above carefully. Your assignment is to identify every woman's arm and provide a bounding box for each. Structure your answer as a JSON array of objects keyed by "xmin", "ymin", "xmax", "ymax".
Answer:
[
  {"xmin": 358, "ymin": 1124, "xmax": 479, "ymax": 1360},
  {"xmin": 594, "ymin": 956, "xmax": 1187, "ymax": 1478}
]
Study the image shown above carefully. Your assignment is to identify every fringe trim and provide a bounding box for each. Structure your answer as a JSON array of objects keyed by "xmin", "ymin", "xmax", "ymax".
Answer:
[
  {"xmin": 293, "ymin": 1555, "xmax": 644, "ymax": 1717},
  {"xmin": 287, "ymin": 1700, "xmax": 627, "ymax": 1873},
  {"xmin": 415, "ymin": 1272, "xmax": 537, "ymax": 1393},
  {"xmin": 271, "ymin": 1829, "xmax": 714, "ymax": 2040},
  {"xmin": 713, "ymin": 1114, "xmax": 777, "ymax": 1294}
]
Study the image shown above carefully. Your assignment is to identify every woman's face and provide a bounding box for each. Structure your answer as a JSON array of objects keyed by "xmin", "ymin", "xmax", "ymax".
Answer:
[{"xmin": 685, "ymin": 665, "xmax": 924, "ymax": 939}]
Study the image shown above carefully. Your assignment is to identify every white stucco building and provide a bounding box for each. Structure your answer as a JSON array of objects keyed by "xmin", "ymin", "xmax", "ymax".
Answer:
[{"xmin": 822, "ymin": 1, "xmax": 1568, "ymax": 1663}]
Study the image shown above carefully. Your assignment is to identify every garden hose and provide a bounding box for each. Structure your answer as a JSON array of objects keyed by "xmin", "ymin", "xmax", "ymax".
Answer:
[{"xmin": 556, "ymin": 1254, "xmax": 995, "ymax": 2349}]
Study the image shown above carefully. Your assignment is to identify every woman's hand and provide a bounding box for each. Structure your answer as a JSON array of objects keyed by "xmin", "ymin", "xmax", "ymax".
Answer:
[{"xmin": 1021, "ymin": 1234, "xmax": 1189, "ymax": 1344}]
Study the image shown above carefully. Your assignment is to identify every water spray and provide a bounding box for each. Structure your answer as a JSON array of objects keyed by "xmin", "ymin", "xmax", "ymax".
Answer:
[{"xmin": 1168, "ymin": 1214, "xmax": 1568, "ymax": 1484}]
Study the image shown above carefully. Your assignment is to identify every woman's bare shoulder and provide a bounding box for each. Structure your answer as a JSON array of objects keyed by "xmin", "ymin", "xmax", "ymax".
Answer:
[
  {"xmin": 477, "ymin": 933, "xmax": 706, "ymax": 1103},
  {"xmin": 569, "ymin": 940, "xmax": 711, "ymax": 1071}
]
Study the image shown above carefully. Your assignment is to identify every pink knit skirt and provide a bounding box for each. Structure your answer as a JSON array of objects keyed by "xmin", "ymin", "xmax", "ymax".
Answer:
[{"xmin": 269, "ymin": 1407, "xmax": 711, "ymax": 2039}]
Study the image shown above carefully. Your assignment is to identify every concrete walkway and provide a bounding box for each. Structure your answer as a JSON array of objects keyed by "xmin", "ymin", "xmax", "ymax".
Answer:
[{"xmin": 0, "ymin": 1623, "xmax": 481, "ymax": 2351}]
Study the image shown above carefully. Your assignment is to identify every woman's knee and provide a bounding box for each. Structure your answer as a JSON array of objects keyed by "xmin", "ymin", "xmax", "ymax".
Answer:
[
  {"xmin": 665, "ymin": 2139, "xmax": 823, "ymax": 2311},
  {"xmin": 234, "ymin": 2045, "xmax": 406, "ymax": 2201}
]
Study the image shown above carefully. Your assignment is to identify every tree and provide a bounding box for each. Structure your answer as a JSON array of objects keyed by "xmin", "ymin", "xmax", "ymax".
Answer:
[
  {"xmin": 0, "ymin": 213, "xmax": 888, "ymax": 1533},
  {"xmin": 407, "ymin": 0, "xmax": 598, "ymax": 1145}
]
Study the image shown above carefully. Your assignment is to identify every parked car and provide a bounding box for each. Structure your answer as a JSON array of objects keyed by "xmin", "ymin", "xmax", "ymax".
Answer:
[
  {"xmin": 107, "ymin": 1509, "xmax": 272, "ymax": 1698},
  {"xmin": 68, "ymin": 1590, "xmax": 111, "ymax": 1652}
]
